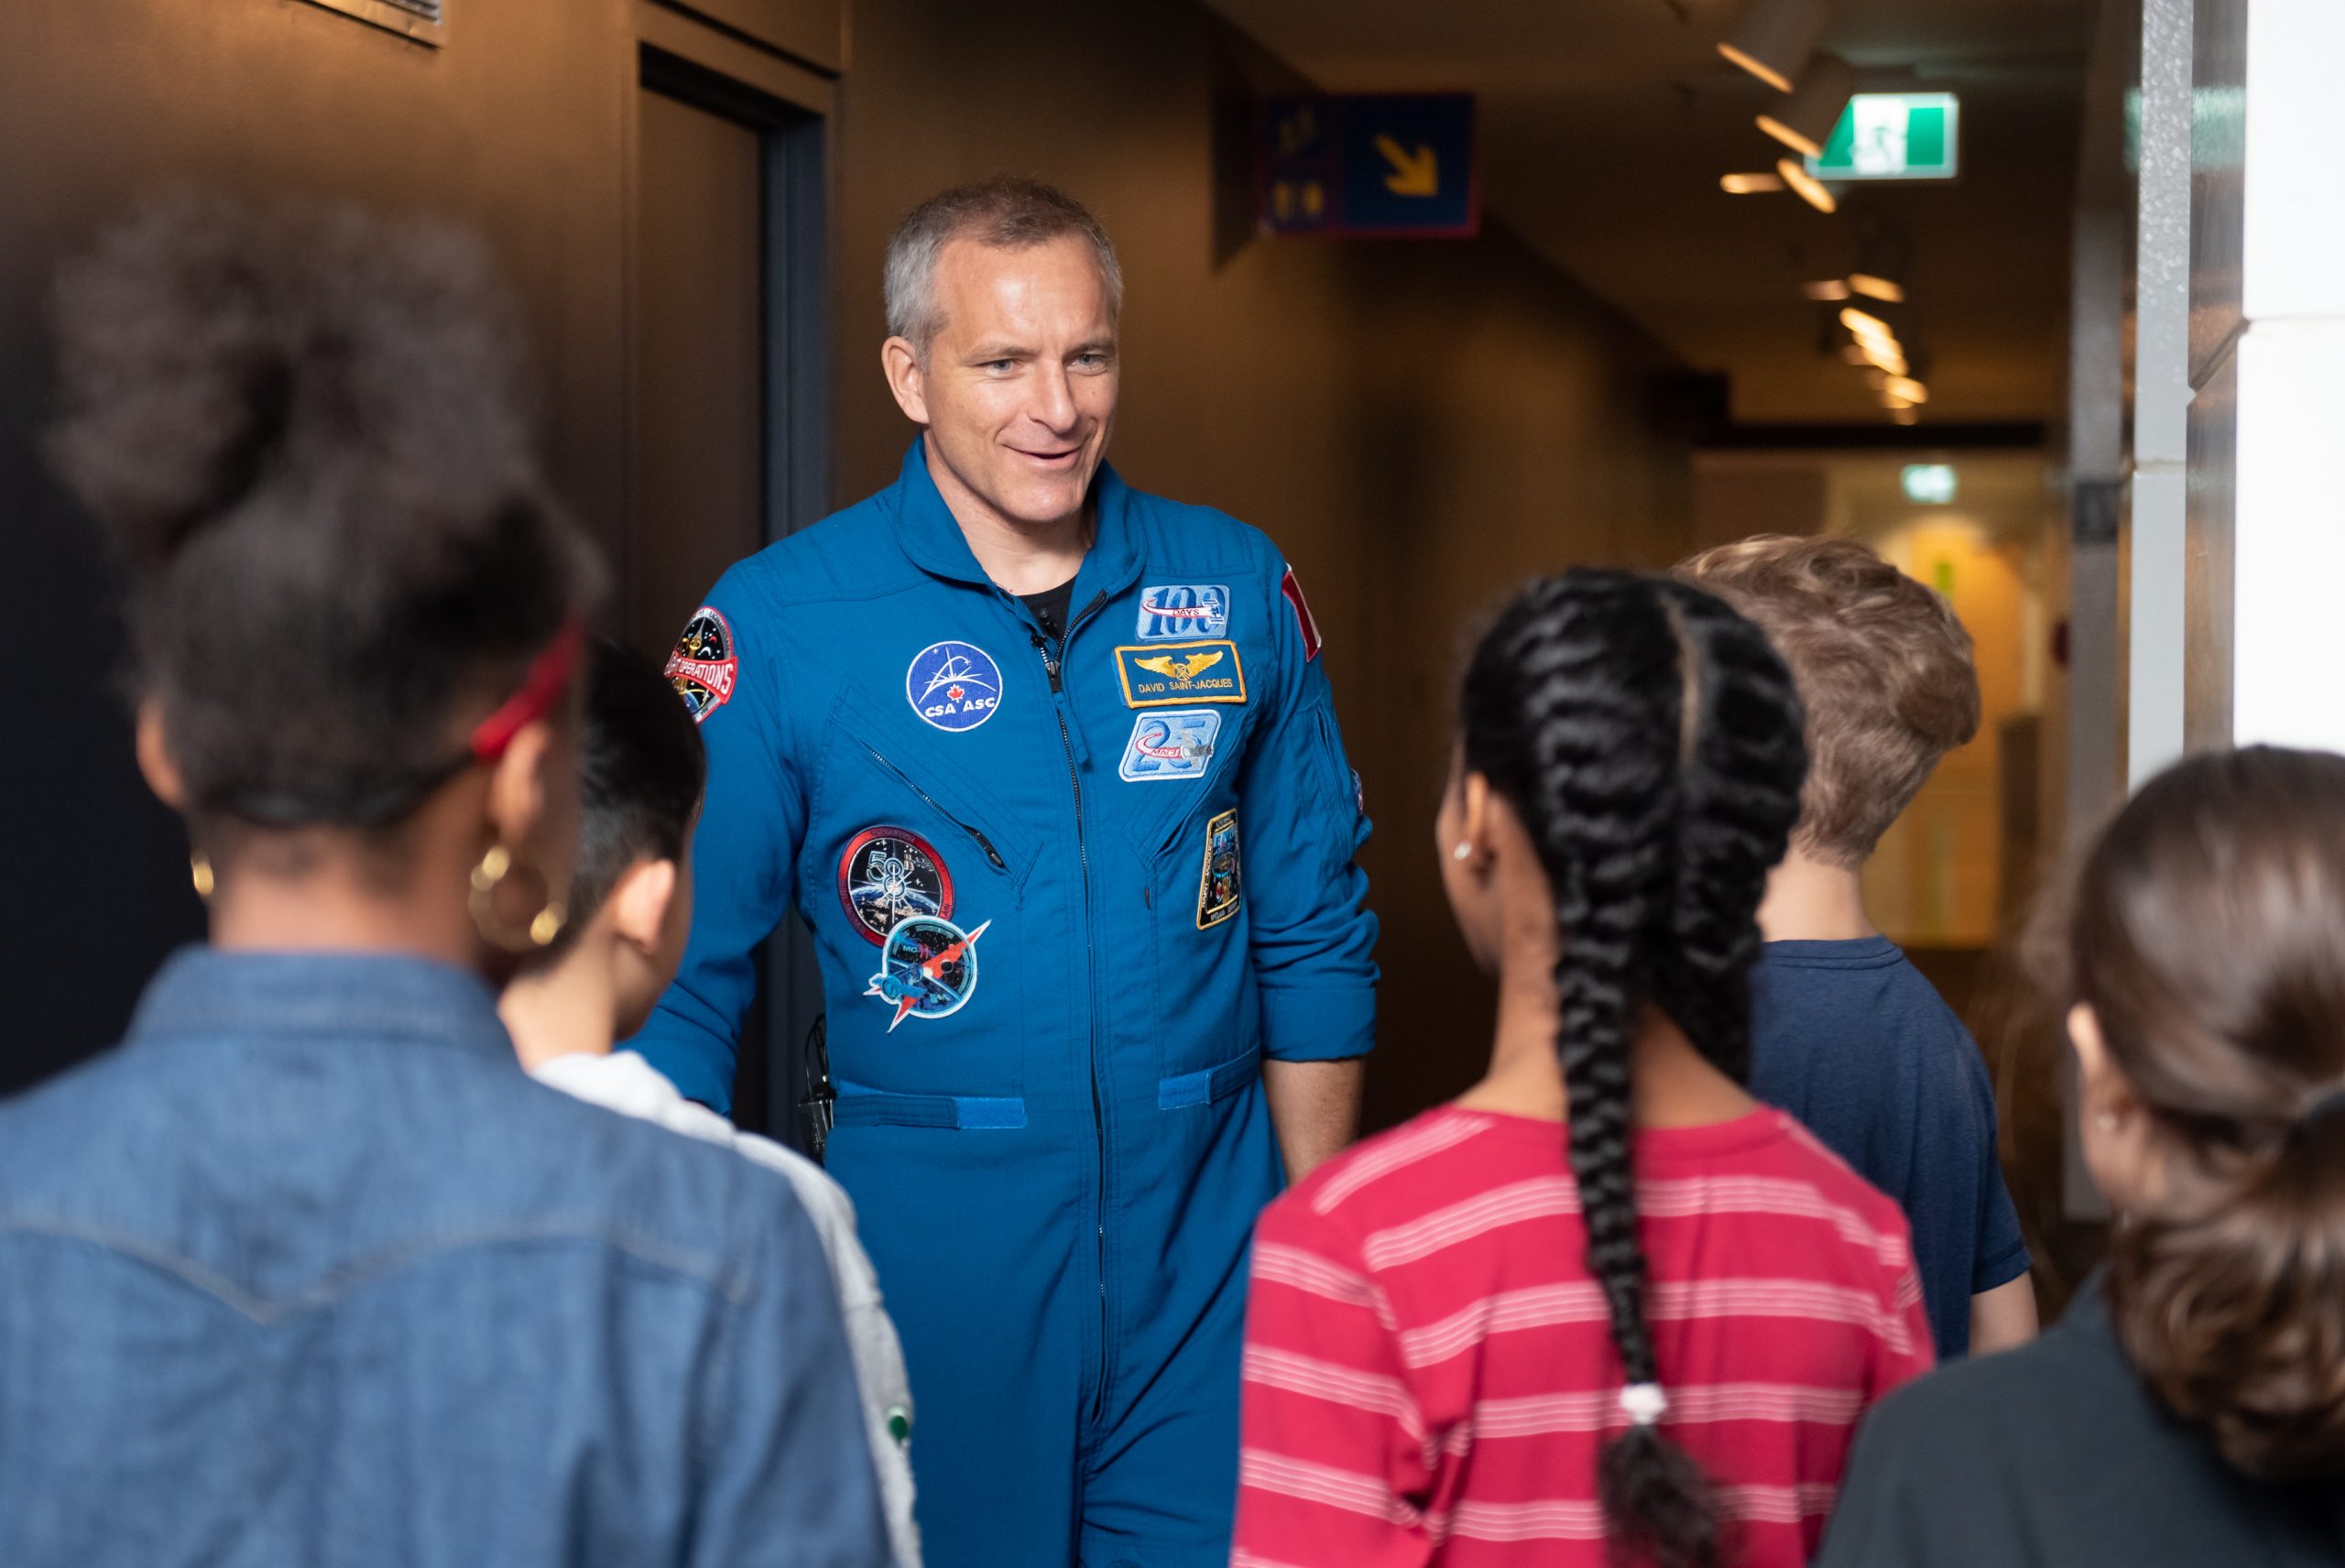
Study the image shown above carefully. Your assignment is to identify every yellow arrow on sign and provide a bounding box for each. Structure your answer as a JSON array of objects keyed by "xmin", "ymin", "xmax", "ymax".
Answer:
[{"xmin": 1374, "ymin": 134, "xmax": 1439, "ymax": 196}]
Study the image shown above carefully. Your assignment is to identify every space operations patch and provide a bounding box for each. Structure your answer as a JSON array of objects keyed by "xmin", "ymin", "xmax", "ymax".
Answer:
[{"xmin": 666, "ymin": 606, "xmax": 737, "ymax": 724}]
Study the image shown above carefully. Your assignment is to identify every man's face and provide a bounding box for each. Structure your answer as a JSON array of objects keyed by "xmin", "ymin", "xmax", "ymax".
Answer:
[{"xmin": 897, "ymin": 234, "xmax": 1118, "ymax": 531}]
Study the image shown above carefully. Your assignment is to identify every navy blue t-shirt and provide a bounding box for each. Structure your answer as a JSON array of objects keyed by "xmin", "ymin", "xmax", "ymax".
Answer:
[{"xmin": 1748, "ymin": 936, "xmax": 2030, "ymax": 1359}]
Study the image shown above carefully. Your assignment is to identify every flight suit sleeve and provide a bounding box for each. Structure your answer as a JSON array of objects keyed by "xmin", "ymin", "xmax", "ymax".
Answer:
[
  {"xmin": 631, "ymin": 572, "xmax": 807, "ymax": 1114},
  {"xmin": 1238, "ymin": 562, "xmax": 1378, "ymax": 1062}
]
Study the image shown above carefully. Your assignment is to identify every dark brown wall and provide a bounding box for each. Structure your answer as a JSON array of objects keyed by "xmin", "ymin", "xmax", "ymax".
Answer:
[
  {"xmin": 0, "ymin": 0, "xmax": 635, "ymax": 1089},
  {"xmin": 830, "ymin": 1, "xmax": 1697, "ymax": 1129},
  {"xmin": 1, "ymin": 0, "xmax": 1695, "ymax": 1130}
]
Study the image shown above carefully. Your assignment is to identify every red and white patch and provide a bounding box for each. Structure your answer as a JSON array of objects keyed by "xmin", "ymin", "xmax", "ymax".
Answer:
[
  {"xmin": 1280, "ymin": 564, "xmax": 1322, "ymax": 661},
  {"xmin": 665, "ymin": 606, "xmax": 738, "ymax": 724}
]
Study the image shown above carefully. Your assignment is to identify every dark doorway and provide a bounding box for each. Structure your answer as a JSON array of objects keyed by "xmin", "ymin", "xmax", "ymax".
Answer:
[{"xmin": 629, "ymin": 45, "xmax": 826, "ymax": 1147}]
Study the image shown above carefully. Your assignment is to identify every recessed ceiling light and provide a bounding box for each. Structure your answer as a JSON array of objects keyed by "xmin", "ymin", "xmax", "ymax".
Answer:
[
  {"xmin": 1778, "ymin": 158, "xmax": 1838, "ymax": 213},
  {"xmin": 1883, "ymin": 376, "xmax": 1930, "ymax": 404},
  {"xmin": 1720, "ymin": 171, "xmax": 1786, "ymax": 194},
  {"xmin": 1838, "ymin": 306, "xmax": 1892, "ymax": 337},
  {"xmin": 1804, "ymin": 279, "xmax": 1852, "ymax": 300},
  {"xmin": 1848, "ymin": 273, "xmax": 1905, "ymax": 303},
  {"xmin": 1757, "ymin": 51, "xmax": 1858, "ymax": 159}
]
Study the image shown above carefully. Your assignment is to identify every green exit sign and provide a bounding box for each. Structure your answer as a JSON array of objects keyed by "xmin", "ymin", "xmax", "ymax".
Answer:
[{"xmin": 1807, "ymin": 93, "xmax": 1959, "ymax": 180}]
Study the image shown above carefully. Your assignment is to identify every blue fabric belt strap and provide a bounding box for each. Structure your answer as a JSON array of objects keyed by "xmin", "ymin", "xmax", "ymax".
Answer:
[{"xmin": 833, "ymin": 1080, "xmax": 1028, "ymax": 1130}]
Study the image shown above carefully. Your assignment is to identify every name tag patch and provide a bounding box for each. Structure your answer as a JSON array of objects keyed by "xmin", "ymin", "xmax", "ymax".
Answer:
[
  {"xmin": 1135, "ymin": 583, "xmax": 1230, "ymax": 640},
  {"xmin": 1118, "ymin": 709, "xmax": 1223, "ymax": 783},
  {"xmin": 1197, "ymin": 810, "xmax": 1241, "ymax": 930},
  {"xmin": 1114, "ymin": 640, "xmax": 1246, "ymax": 707}
]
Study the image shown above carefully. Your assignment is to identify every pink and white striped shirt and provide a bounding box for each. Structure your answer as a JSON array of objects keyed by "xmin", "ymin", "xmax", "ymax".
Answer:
[{"xmin": 1232, "ymin": 1105, "xmax": 1933, "ymax": 1567}]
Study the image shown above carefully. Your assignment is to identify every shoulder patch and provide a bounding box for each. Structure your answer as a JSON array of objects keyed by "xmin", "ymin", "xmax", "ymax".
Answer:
[
  {"xmin": 1280, "ymin": 565, "xmax": 1322, "ymax": 661},
  {"xmin": 667, "ymin": 606, "xmax": 738, "ymax": 724}
]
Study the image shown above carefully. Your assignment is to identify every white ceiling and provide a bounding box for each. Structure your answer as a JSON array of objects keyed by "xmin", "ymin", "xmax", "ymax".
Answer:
[{"xmin": 1207, "ymin": 0, "xmax": 2096, "ymax": 425}]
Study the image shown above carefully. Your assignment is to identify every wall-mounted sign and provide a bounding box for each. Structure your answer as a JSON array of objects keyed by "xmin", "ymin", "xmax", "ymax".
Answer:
[
  {"xmin": 1260, "ymin": 93, "xmax": 1478, "ymax": 238},
  {"xmin": 300, "ymin": 0, "xmax": 444, "ymax": 46},
  {"xmin": 1807, "ymin": 93, "xmax": 1958, "ymax": 181}
]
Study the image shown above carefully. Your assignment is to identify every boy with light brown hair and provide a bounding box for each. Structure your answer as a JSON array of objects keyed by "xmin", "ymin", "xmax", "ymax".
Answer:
[{"xmin": 1674, "ymin": 534, "xmax": 2036, "ymax": 1359}]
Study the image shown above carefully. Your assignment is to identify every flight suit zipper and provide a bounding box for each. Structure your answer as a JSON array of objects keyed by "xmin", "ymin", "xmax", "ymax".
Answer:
[
  {"xmin": 1031, "ymin": 591, "xmax": 1110, "ymax": 1421},
  {"xmin": 856, "ymin": 743, "xmax": 1009, "ymax": 872}
]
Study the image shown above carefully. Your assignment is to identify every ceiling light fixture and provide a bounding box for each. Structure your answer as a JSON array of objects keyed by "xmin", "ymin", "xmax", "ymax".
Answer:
[
  {"xmin": 1848, "ymin": 272, "xmax": 1904, "ymax": 303},
  {"xmin": 1838, "ymin": 306, "xmax": 1892, "ymax": 337},
  {"xmin": 1757, "ymin": 51, "xmax": 1858, "ymax": 158},
  {"xmin": 1718, "ymin": 0, "xmax": 1832, "ymax": 93},
  {"xmin": 1883, "ymin": 376, "xmax": 1930, "ymax": 404},
  {"xmin": 1720, "ymin": 171, "xmax": 1786, "ymax": 194},
  {"xmin": 1778, "ymin": 158, "xmax": 1838, "ymax": 213},
  {"xmin": 1804, "ymin": 279, "xmax": 1852, "ymax": 300}
]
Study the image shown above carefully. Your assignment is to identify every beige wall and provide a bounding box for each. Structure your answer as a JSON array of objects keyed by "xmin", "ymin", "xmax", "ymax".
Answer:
[{"xmin": 829, "ymin": 1, "xmax": 1697, "ymax": 1128}]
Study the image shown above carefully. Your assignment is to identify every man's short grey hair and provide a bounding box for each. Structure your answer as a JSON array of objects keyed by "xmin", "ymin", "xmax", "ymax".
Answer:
[{"xmin": 883, "ymin": 177, "xmax": 1123, "ymax": 354}]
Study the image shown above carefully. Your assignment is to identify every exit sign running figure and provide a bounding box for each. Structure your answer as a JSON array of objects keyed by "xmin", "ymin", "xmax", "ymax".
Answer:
[
  {"xmin": 1260, "ymin": 93, "xmax": 1479, "ymax": 238},
  {"xmin": 1807, "ymin": 93, "xmax": 1959, "ymax": 181}
]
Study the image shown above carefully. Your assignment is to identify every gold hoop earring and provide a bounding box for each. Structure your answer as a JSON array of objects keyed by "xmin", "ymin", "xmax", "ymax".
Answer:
[
  {"xmin": 468, "ymin": 843, "xmax": 566, "ymax": 953},
  {"xmin": 191, "ymin": 853, "xmax": 215, "ymax": 902}
]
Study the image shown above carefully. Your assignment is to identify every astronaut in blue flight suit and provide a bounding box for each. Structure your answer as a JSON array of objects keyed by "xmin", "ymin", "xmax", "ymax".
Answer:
[{"xmin": 634, "ymin": 178, "xmax": 1378, "ymax": 1568}]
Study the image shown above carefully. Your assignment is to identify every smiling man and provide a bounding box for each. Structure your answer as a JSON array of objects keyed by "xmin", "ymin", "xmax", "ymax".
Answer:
[{"xmin": 633, "ymin": 179, "xmax": 1379, "ymax": 1568}]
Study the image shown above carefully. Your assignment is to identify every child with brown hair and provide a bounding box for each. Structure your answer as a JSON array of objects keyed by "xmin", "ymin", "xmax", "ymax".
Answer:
[
  {"xmin": 1674, "ymin": 535, "xmax": 2034, "ymax": 1360},
  {"xmin": 1820, "ymin": 746, "xmax": 2345, "ymax": 1563}
]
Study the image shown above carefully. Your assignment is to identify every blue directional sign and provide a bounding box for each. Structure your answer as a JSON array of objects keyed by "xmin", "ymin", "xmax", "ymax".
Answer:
[{"xmin": 1260, "ymin": 93, "xmax": 1478, "ymax": 238}]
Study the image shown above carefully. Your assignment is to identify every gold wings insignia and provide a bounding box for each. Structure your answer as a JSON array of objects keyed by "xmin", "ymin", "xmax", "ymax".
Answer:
[{"xmin": 1136, "ymin": 649, "xmax": 1227, "ymax": 681}]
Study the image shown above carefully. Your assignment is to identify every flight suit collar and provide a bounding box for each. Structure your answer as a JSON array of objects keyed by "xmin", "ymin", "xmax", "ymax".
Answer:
[{"xmin": 890, "ymin": 438, "xmax": 1143, "ymax": 607}]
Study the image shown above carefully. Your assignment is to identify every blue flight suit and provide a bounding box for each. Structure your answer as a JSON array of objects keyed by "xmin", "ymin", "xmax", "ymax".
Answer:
[{"xmin": 634, "ymin": 441, "xmax": 1378, "ymax": 1568}]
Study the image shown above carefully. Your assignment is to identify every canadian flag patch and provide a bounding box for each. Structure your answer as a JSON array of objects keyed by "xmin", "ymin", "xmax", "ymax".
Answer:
[{"xmin": 1280, "ymin": 564, "xmax": 1322, "ymax": 661}]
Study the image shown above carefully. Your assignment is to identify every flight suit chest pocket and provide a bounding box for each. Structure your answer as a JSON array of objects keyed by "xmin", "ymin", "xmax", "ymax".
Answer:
[{"xmin": 811, "ymin": 689, "xmax": 1033, "ymax": 1123}]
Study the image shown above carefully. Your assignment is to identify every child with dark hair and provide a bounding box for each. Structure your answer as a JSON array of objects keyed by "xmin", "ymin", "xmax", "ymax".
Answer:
[
  {"xmin": 1821, "ymin": 746, "xmax": 2345, "ymax": 1565},
  {"xmin": 1232, "ymin": 571, "xmax": 1933, "ymax": 1568},
  {"xmin": 0, "ymin": 194, "xmax": 884, "ymax": 1567},
  {"xmin": 1674, "ymin": 534, "xmax": 2035, "ymax": 1360},
  {"xmin": 500, "ymin": 637, "xmax": 921, "ymax": 1567}
]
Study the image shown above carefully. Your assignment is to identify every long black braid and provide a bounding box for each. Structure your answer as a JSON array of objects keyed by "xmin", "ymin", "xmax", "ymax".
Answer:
[{"xmin": 1461, "ymin": 570, "xmax": 1806, "ymax": 1568}]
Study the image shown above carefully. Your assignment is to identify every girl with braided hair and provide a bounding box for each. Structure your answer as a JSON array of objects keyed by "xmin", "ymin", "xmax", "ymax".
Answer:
[{"xmin": 1232, "ymin": 570, "xmax": 1934, "ymax": 1568}]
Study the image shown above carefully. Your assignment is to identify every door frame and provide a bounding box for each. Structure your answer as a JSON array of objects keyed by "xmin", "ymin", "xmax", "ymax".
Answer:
[{"xmin": 627, "ymin": 6, "xmax": 834, "ymax": 1145}]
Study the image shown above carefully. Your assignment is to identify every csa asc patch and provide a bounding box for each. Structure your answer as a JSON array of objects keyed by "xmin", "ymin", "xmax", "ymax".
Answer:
[
  {"xmin": 1280, "ymin": 564, "xmax": 1323, "ymax": 661},
  {"xmin": 1113, "ymin": 640, "xmax": 1247, "ymax": 707},
  {"xmin": 836, "ymin": 826, "xmax": 954, "ymax": 945},
  {"xmin": 1118, "ymin": 709, "xmax": 1223, "ymax": 783},
  {"xmin": 1196, "ymin": 810, "xmax": 1241, "ymax": 930},
  {"xmin": 864, "ymin": 913, "xmax": 990, "ymax": 1032},
  {"xmin": 666, "ymin": 606, "xmax": 738, "ymax": 724},
  {"xmin": 1134, "ymin": 583, "xmax": 1231, "ymax": 641},
  {"xmin": 905, "ymin": 640, "xmax": 1005, "ymax": 732}
]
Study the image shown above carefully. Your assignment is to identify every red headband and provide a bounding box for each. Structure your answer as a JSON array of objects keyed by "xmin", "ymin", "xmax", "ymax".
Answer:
[{"xmin": 470, "ymin": 619, "xmax": 585, "ymax": 762}]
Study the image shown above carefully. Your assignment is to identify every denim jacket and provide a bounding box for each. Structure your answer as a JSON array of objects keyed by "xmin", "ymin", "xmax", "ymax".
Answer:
[{"xmin": 0, "ymin": 948, "xmax": 888, "ymax": 1568}]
